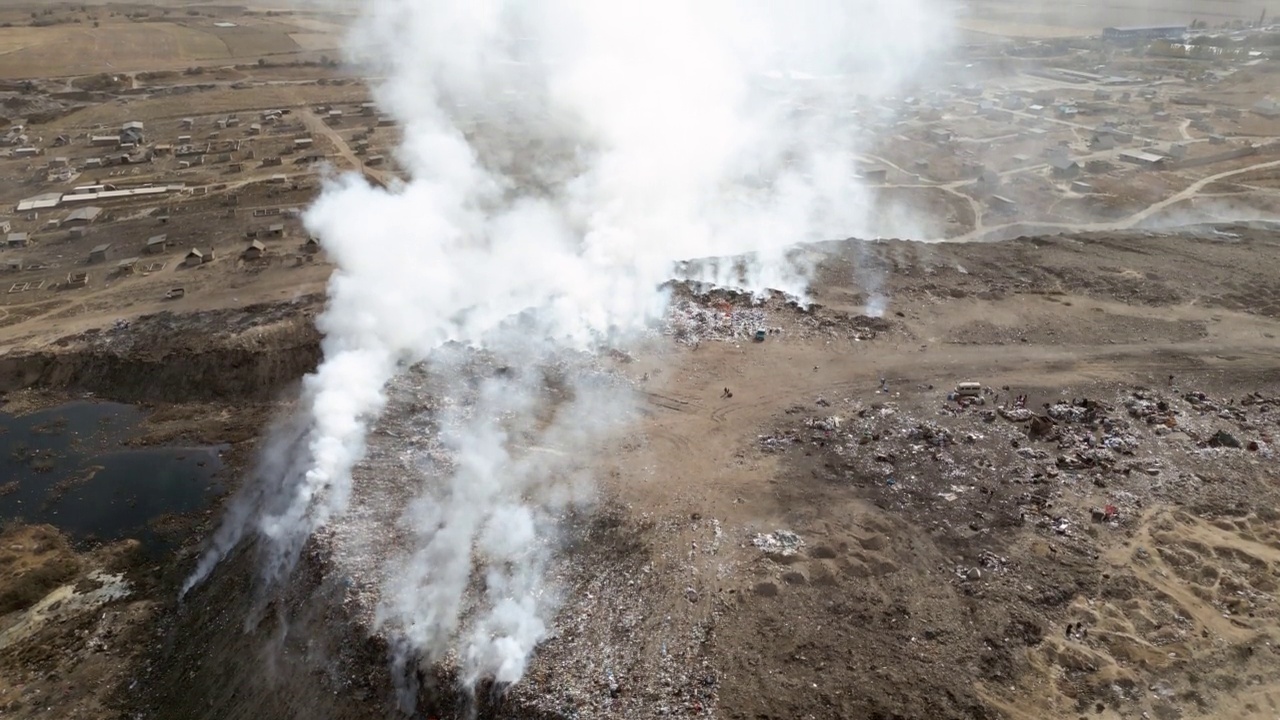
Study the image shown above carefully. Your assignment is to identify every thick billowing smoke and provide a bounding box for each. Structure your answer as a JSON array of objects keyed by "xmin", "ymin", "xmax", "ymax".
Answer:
[
  {"xmin": 375, "ymin": 347, "xmax": 631, "ymax": 693},
  {"xmin": 187, "ymin": 0, "xmax": 951, "ymax": 695}
]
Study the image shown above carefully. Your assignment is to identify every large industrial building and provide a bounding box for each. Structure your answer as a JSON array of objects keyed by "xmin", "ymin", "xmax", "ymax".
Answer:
[{"xmin": 1103, "ymin": 25, "xmax": 1187, "ymax": 42}]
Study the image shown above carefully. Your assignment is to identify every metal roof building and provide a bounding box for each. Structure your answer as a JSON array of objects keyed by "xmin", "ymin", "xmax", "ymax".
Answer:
[
  {"xmin": 15, "ymin": 192, "xmax": 62, "ymax": 212},
  {"xmin": 1119, "ymin": 150, "xmax": 1167, "ymax": 167},
  {"xmin": 1103, "ymin": 25, "xmax": 1186, "ymax": 42},
  {"xmin": 62, "ymin": 206, "xmax": 104, "ymax": 226},
  {"xmin": 62, "ymin": 186, "xmax": 177, "ymax": 204},
  {"xmin": 89, "ymin": 243, "xmax": 114, "ymax": 263}
]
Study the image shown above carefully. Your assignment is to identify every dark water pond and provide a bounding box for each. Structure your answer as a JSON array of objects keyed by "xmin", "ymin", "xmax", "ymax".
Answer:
[{"xmin": 0, "ymin": 401, "xmax": 226, "ymax": 548}]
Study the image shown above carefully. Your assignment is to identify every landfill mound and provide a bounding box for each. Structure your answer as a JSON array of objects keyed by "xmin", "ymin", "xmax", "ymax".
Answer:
[
  {"xmin": 751, "ymin": 385, "xmax": 1280, "ymax": 718},
  {"xmin": 6, "ymin": 227, "xmax": 1280, "ymax": 720}
]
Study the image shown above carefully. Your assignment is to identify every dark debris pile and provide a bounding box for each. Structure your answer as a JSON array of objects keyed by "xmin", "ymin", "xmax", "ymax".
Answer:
[{"xmin": 759, "ymin": 383, "xmax": 1280, "ymax": 559}]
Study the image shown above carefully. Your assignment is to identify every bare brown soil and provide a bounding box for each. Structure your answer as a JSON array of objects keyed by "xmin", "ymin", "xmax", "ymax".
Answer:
[
  {"xmin": 2, "ymin": 227, "xmax": 1274, "ymax": 720},
  {"xmin": 1, "ymin": 2, "xmax": 1280, "ymax": 716}
]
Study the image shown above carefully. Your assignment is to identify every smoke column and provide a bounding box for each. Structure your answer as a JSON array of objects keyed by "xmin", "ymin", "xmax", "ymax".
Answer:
[{"xmin": 186, "ymin": 0, "xmax": 952, "ymax": 693}]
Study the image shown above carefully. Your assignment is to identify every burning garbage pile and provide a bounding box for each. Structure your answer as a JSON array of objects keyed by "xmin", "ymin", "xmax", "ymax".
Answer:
[
  {"xmin": 297, "ymin": 348, "xmax": 640, "ymax": 696},
  {"xmin": 660, "ymin": 282, "xmax": 892, "ymax": 346},
  {"xmin": 663, "ymin": 299, "xmax": 770, "ymax": 346}
]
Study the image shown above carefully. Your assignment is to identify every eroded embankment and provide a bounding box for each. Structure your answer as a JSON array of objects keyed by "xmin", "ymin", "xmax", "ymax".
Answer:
[
  {"xmin": 0, "ymin": 297, "xmax": 328, "ymax": 720},
  {"xmin": 127, "ymin": 518, "xmax": 624, "ymax": 720},
  {"xmin": 0, "ymin": 297, "xmax": 323, "ymax": 403}
]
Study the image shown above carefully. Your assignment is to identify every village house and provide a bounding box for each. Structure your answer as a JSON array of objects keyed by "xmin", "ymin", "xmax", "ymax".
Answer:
[
  {"xmin": 89, "ymin": 243, "xmax": 114, "ymax": 264},
  {"xmin": 62, "ymin": 206, "xmax": 104, "ymax": 227},
  {"xmin": 243, "ymin": 239, "xmax": 266, "ymax": 260}
]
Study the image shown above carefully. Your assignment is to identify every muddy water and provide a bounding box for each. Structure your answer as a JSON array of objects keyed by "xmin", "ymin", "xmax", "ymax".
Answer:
[{"xmin": 0, "ymin": 401, "xmax": 225, "ymax": 547}]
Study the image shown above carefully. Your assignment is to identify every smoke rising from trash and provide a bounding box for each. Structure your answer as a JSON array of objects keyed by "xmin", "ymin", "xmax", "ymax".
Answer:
[{"xmin": 185, "ymin": 0, "xmax": 953, "ymax": 695}]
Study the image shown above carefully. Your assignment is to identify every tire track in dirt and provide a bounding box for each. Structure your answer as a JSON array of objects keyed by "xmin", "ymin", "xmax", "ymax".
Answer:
[
  {"xmin": 709, "ymin": 377, "xmax": 871, "ymax": 425},
  {"xmin": 639, "ymin": 390, "xmax": 702, "ymax": 453},
  {"xmin": 640, "ymin": 390, "xmax": 700, "ymax": 414}
]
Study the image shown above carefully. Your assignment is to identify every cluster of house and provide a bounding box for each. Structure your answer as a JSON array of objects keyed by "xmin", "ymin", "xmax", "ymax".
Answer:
[
  {"xmin": 11, "ymin": 110, "xmax": 308, "ymax": 171},
  {"xmin": 80, "ymin": 228, "xmax": 320, "ymax": 280},
  {"xmin": 88, "ymin": 121, "xmax": 145, "ymax": 149},
  {"xmin": 913, "ymin": 76, "xmax": 1276, "ymax": 195},
  {"xmin": 3, "ymin": 205, "xmax": 104, "ymax": 248},
  {"xmin": 3, "ymin": 125, "xmax": 32, "ymax": 148},
  {"xmin": 9, "ymin": 99, "xmax": 396, "ymax": 174},
  {"xmin": 318, "ymin": 102, "xmax": 393, "ymax": 128},
  {"xmin": 2, "ymin": 203, "xmax": 322, "ymax": 281}
]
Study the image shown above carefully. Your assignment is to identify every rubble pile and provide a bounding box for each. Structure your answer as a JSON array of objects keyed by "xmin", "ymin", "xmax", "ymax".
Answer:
[
  {"xmin": 663, "ymin": 300, "xmax": 769, "ymax": 345},
  {"xmin": 302, "ymin": 350, "xmax": 735, "ymax": 718},
  {"xmin": 660, "ymin": 283, "xmax": 891, "ymax": 345},
  {"xmin": 511, "ymin": 514, "xmax": 723, "ymax": 719},
  {"xmin": 760, "ymin": 384, "xmax": 1280, "ymax": 557},
  {"xmin": 907, "ymin": 421, "xmax": 954, "ymax": 448}
]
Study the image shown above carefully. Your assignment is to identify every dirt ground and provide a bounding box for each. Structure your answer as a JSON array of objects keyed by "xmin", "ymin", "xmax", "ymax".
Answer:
[
  {"xmin": 3, "ymin": 226, "xmax": 1277, "ymax": 719},
  {"xmin": 0, "ymin": 2, "xmax": 348, "ymax": 78},
  {"xmin": 2, "ymin": 2, "xmax": 1280, "ymax": 717},
  {"xmin": 514, "ymin": 227, "xmax": 1280, "ymax": 720},
  {"xmin": 958, "ymin": 0, "xmax": 1261, "ymax": 39}
]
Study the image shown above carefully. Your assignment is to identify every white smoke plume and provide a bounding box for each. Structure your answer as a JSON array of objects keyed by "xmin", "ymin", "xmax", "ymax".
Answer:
[
  {"xmin": 374, "ymin": 349, "xmax": 631, "ymax": 692},
  {"xmin": 187, "ymin": 0, "xmax": 953, "ymax": 697}
]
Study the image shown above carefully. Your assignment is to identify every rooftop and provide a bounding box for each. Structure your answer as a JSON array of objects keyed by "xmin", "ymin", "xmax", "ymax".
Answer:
[
  {"xmin": 63, "ymin": 206, "xmax": 104, "ymax": 224},
  {"xmin": 1120, "ymin": 150, "xmax": 1166, "ymax": 163},
  {"xmin": 15, "ymin": 192, "xmax": 62, "ymax": 212},
  {"xmin": 1105, "ymin": 25, "xmax": 1187, "ymax": 32}
]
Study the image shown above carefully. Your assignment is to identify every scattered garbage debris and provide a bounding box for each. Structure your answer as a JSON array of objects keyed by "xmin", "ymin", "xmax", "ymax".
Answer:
[
  {"xmin": 664, "ymin": 299, "xmax": 768, "ymax": 345},
  {"xmin": 660, "ymin": 285, "xmax": 890, "ymax": 346},
  {"xmin": 1208, "ymin": 429, "xmax": 1241, "ymax": 449},
  {"xmin": 751, "ymin": 530, "xmax": 804, "ymax": 556},
  {"xmin": 753, "ymin": 383, "xmax": 1275, "ymax": 573}
]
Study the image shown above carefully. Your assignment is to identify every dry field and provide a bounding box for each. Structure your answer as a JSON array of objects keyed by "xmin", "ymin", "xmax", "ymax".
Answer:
[
  {"xmin": 1, "ymin": 2, "xmax": 1280, "ymax": 719},
  {"xmin": 59, "ymin": 82, "xmax": 369, "ymax": 127},
  {"xmin": 0, "ymin": 4, "xmax": 347, "ymax": 78},
  {"xmin": 957, "ymin": 0, "xmax": 1264, "ymax": 39},
  {"xmin": 30, "ymin": 226, "xmax": 1269, "ymax": 720}
]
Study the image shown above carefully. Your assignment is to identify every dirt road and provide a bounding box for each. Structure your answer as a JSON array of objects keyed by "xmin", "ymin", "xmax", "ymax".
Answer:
[
  {"xmin": 299, "ymin": 107, "xmax": 394, "ymax": 185},
  {"xmin": 941, "ymin": 155, "xmax": 1280, "ymax": 241}
]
